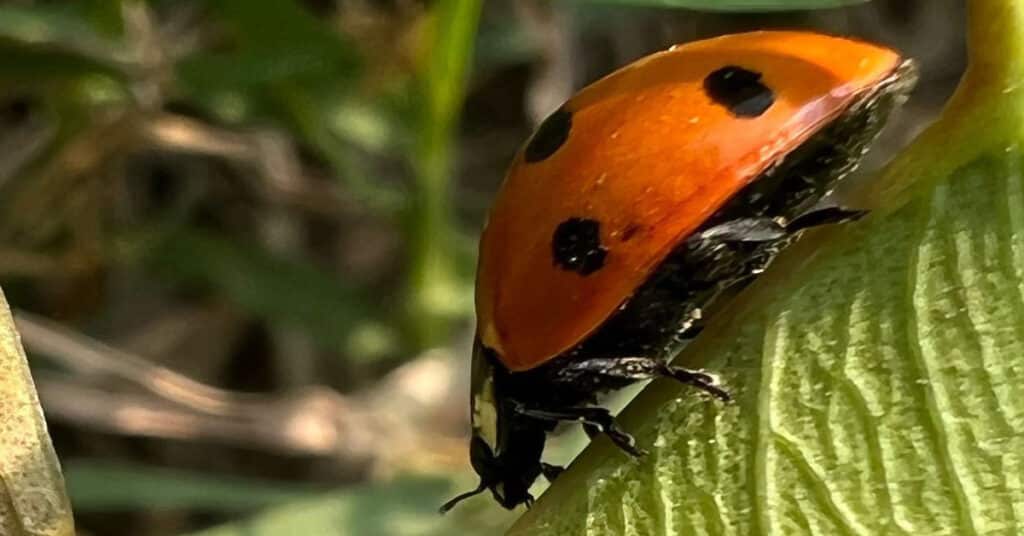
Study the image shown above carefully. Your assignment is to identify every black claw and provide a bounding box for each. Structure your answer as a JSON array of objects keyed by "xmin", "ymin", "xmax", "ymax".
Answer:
[
  {"xmin": 695, "ymin": 381, "xmax": 732, "ymax": 403},
  {"xmin": 620, "ymin": 442, "xmax": 648, "ymax": 458},
  {"xmin": 664, "ymin": 366, "xmax": 731, "ymax": 402},
  {"xmin": 606, "ymin": 433, "xmax": 645, "ymax": 457},
  {"xmin": 540, "ymin": 462, "xmax": 565, "ymax": 482},
  {"xmin": 602, "ymin": 425, "xmax": 645, "ymax": 457}
]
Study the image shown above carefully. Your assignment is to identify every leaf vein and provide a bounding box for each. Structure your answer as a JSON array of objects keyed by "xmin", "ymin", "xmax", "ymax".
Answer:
[
  {"xmin": 771, "ymin": 431, "xmax": 860, "ymax": 536},
  {"xmin": 906, "ymin": 188, "xmax": 980, "ymax": 536}
]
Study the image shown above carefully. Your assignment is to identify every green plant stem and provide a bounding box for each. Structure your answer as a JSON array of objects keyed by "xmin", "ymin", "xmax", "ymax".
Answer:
[
  {"xmin": 865, "ymin": 0, "xmax": 1024, "ymax": 210},
  {"xmin": 406, "ymin": 0, "xmax": 482, "ymax": 350},
  {"xmin": 966, "ymin": 0, "xmax": 1024, "ymax": 86}
]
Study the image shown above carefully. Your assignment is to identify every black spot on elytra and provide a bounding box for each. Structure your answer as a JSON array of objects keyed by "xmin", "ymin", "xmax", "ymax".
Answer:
[
  {"xmin": 552, "ymin": 218, "xmax": 607, "ymax": 275},
  {"xmin": 704, "ymin": 66, "xmax": 774, "ymax": 118},
  {"xmin": 524, "ymin": 108, "xmax": 572, "ymax": 162}
]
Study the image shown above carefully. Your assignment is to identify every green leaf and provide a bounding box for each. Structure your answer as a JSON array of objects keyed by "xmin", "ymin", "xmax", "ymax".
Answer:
[
  {"xmin": 273, "ymin": 86, "xmax": 408, "ymax": 213},
  {"xmin": 203, "ymin": 0, "xmax": 358, "ymax": 55},
  {"xmin": 140, "ymin": 228, "xmax": 397, "ymax": 360},
  {"xmin": 0, "ymin": 5, "xmax": 117, "ymax": 51},
  {"xmin": 175, "ymin": 1, "xmax": 406, "ymax": 213},
  {"xmin": 65, "ymin": 461, "xmax": 321, "ymax": 511},
  {"xmin": 179, "ymin": 50, "xmax": 343, "ymax": 96},
  {"xmin": 562, "ymin": 0, "xmax": 867, "ymax": 10},
  {"xmin": 0, "ymin": 4, "xmax": 125, "ymax": 83},
  {"xmin": 176, "ymin": 0, "xmax": 360, "ymax": 116},
  {"xmin": 0, "ymin": 288, "xmax": 74, "ymax": 536},
  {"xmin": 0, "ymin": 46, "xmax": 121, "ymax": 85},
  {"xmin": 181, "ymin": 476, "xmax": 516, "ymax": 536},
  {"xmin": 510, "ymin": 2, "xmax": 1024, "ymax": 535}
]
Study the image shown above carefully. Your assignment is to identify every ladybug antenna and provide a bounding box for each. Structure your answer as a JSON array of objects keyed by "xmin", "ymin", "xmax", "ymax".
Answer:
[{"xmin": 439, "ymin": 480, "xmax": 488, "ymax": 514}]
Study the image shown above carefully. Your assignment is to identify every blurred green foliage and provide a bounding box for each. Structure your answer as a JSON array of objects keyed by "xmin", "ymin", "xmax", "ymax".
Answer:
[
  {"xmin": 0, "ymin": 0, "xmax": 963, "ymax": 535},
  {"xmin": 0, "ymin": 0, "xmax": 468, "ymax": 362},
  {"xmin": 578, "ymin": 0, "xmax": 867, "ymax": 8},
  {"xmin": 65, "ymin": 460, "xmax": 323, "ymax": 511},
  {"xmin": 181, "ymin": 475, "xmax": 515, "ymax": 536},
  {"xmin": 406, "ymin": 0, "xmax": 482, "ymax": 349},
  {"xmin": 138, "ymin": 227, "xmax": 397, "ymax": 359},
  {"xmin": 65, "ymin": 461, "xmax": 518, "ymax": 535}
]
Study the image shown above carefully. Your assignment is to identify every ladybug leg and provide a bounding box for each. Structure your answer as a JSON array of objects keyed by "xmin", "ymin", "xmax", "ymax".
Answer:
[
  {"xmin": 540, "ymin": 462, "xmax": 565, "ymax": 482},
  {"xmin": 513, "ymin": 405, "xmax": 646, "ymax": 457},
  {"xmin": 582, "ymin": 423, "xmax": 600, "ymax": 440},
  {"xmin": 693, "ymin": 217, "xmax": 787, "ymax": 243},
  {"xmin": 678, "ymin": 324, "xmax": 705, "ymax": 339},
  {"xmin": 660, "ymin": 364, "xmax": 731, "ymax": 402},
  {"xmin": 562, "ymin": 357, "xmax": 731, "ymax": 402},
  {"xmin": 674, "ymin": 304, "xmax": 708, "ymax": 340},
  {"xmin": 787, "ymin": 204, "xmax": 868, "ymax": 232}
]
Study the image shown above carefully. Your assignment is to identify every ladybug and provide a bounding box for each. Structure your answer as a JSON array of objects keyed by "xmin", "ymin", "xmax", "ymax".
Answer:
[{"xmin": 442, "ymin": 31, "xmax": 916, "ymax": 512}]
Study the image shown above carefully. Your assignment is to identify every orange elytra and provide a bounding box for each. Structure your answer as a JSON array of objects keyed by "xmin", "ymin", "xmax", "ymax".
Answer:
[{"xmin": 477, "ymin": 31, "xmax": 906, "ymax": 372}]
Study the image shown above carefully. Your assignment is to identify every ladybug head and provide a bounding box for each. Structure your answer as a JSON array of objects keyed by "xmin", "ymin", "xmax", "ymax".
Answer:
[
  {"xmin": 440, "ymin": 431, "xmax": 544, "ymax": 513},
  {"xmin": 440, "ymin": 340, "xmax": 546, "ymax": 513}
]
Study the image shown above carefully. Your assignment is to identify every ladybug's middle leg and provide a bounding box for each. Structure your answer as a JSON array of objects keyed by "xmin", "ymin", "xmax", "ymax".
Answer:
[
  {"xmin": 513, "ymin": 356, "xmax": 730, "ymax": 458},
  {"xmin": 786, "ymin": 203, "xmax": 867, "ymax": 232},
  {"xmin": 557, "ymin": 356, "xmax": 731, "ymax": 402},
  {"xmin": 550, "ymin": 356, "xmax": 731, "ymax": 403},
  {"xmin": 692, "ymin": 217, "xmax": 787, "ymax": 243},
  {"xmin": 691, "ymin": 202, "xmax": 866, "ymax": 253},
  {"xmin": 512, "ymin": 404, "xmax": 646, "ymax": 457}
]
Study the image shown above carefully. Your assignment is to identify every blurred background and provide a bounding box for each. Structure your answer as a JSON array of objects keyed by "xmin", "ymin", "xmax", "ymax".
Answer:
[{"xmin": 0, "ymin": 1, "xmax": 964, "ymax": 534}]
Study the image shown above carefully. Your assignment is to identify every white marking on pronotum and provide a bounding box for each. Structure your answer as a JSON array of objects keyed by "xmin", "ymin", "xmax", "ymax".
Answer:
[{"xmin": 471, "ymin": 374, "xmax": 500, "ymax": 454}]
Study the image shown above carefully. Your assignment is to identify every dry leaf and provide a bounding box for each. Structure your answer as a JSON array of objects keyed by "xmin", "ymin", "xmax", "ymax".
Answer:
[{"xmin": 0, "ymin": 289, "xmax": 74, "ymax": 536}]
